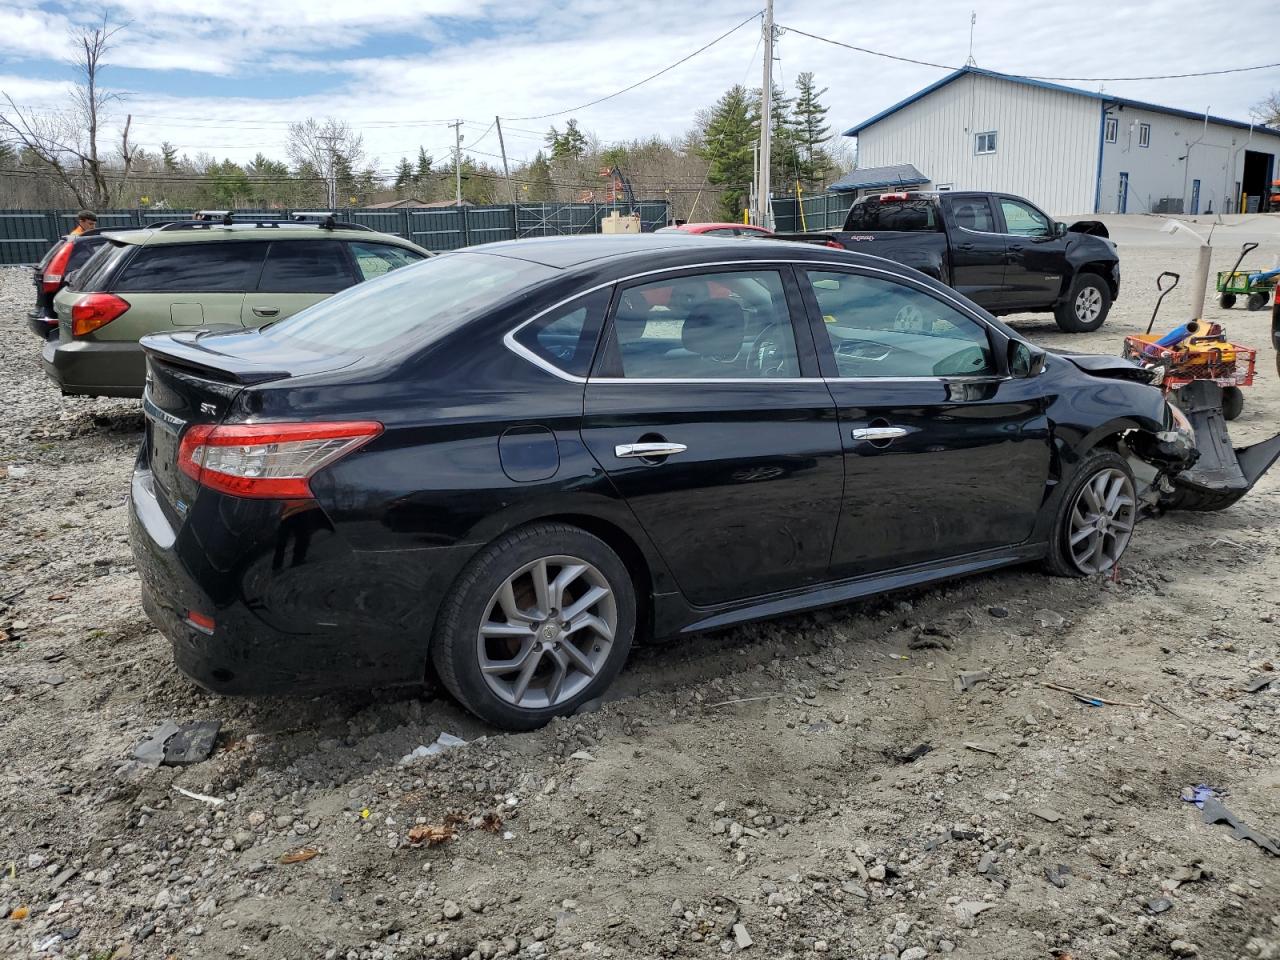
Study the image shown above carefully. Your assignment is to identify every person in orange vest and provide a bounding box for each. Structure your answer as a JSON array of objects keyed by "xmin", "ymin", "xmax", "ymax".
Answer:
[{"xmin": 69, "ymin": 210, "xmax": 97, "ymax": 236}]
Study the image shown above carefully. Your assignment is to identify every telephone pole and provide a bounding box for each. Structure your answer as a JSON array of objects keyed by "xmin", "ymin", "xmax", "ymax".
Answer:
[
  {"xmin": 450, "ymin": 120, "xmax": 464, "ymax": 207},
  {"xmin": 757, "ymin": 0, "xmax": 774, "ymax": 227},
  {"xmin": 495, "ymin": 116, "xmax": 517, "ymax": 205}
]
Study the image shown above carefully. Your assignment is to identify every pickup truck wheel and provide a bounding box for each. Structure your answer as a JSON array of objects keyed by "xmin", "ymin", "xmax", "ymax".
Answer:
[{"xmin": 1054, "ymin": 273, "xmax": 1112, "ymax": 333}]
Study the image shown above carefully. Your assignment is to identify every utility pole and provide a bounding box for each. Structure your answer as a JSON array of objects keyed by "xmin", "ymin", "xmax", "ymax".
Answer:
[
  {"xmin": 495, "ymin": 116, "xmax": 516, "ymax": 205},
  {"xmin": 757, "ymin": 0, "xmax": 774, "ymax": 227},
  {"xmin": 450, "ymin": 120, "xmax": 464, "ymax": 207}
]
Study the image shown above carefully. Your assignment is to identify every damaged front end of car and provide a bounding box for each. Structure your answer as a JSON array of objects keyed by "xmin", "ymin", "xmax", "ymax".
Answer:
[{"xmin": 1061, "ymin": 354, "xmax": 1280, "ymax": 513}]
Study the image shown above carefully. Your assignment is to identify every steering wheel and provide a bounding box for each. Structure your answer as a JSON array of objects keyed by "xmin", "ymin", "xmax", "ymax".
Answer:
[{"xmin": 745, "ymin": 323, "xmax": 792, "ymax": 377}]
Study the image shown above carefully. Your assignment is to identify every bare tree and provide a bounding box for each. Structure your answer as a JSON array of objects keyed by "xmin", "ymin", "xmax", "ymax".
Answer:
[
  {"xmin": 286, "ymin": 118, "xmax": 367, "ymax": 205},
  {"xmin": 0, "ymin": 14, "xmax": 135, "ymax": 208},
  {"xmin": 1252, "ymin": 92, "xmax": 1280, "ymax": 127}
]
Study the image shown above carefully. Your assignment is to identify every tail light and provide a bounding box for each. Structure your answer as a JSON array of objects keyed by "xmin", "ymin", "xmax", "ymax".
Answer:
[
  {"xmin": 178, "ymin": 421, "xmax": 383, "ymax": 498},
  {"xmin": 878, "ymin": 192, "xmax": 910, "ymax": 201},
  {"xmin": 43, "ymin": 240, "xmax": 74, "ymax": 292},
  {"xmin": 71, "ymin": 293, "xmax": 130, "ymax": 336},
  {"xmin": 824, "ymin": 240, "xmax": 844, "ymax": 249}
]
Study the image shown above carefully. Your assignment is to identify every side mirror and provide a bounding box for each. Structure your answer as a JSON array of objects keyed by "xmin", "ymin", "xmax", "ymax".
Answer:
[
  {"xmin": 1009, "ymin": 340, "xmax": 1047, "ymax": 378},
  {"xmin": 1054, "ymin": 221, "xmax": 1068, "ymax": 238}
]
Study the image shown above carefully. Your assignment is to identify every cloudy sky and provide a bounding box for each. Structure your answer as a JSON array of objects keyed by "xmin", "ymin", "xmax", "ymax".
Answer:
[{"xmin": 0, "ymin": 0, "xmax": 1275, "ymax": 175}]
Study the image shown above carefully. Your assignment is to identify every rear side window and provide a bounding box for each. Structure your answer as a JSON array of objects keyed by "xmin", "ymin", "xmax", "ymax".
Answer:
[
  {"xmin": 349, "ymin": 241, "xmax": 425, "ymax": 281},
  {"xmin": 511, "ymin": 288, "xmax": 611, "ymax": 378},
  {"xmin": 67, "ymin": 238, "xmax": 104, "ymax": 273},
  {"xmin": 844, "ymin": 199, "xmax": 940, "ymax": 232},
  {"xmin": 258, "ymin": 240, "xmax": 355, "ymax": 293},
  {"xmin": 112, "ymin": 241, "xmax": 269, "ymax": 293},
  {"xmin": 949, "ymin": 197, "xmax": 996, "ymax": 232},
  {"xmin": 67, "ymin": 242, "xmax": 130, "ymax": 291}
]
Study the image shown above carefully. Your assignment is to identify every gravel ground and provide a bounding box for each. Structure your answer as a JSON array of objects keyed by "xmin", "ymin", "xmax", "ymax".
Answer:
[{"xmin": 2, "ymin": 220, "xmax": 1279, "ymax": 960}]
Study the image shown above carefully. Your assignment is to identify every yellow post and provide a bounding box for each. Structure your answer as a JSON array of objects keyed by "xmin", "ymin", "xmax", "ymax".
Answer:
[
  {"xmin": 742, "ymin": 207, "xmax": 749, "ymax": 225},
  {"xmin": 1241, "ymin": 193, "xmax": 1248, "ymax": 214},
  {"xmin": 796, "ymin": 181, "xmax": 807, "ymax": 231}
]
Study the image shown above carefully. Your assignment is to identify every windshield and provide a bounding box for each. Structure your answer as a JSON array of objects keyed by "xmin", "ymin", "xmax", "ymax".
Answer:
[{"xmin": 256, "ymin": 251, "xmax": 558, "ymax": 354}]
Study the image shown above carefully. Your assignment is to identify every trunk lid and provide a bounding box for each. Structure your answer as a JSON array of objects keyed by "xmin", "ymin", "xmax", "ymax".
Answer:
[{"xmin": 141, "ymin": 328, "xmax": 358, "ymax": 513}]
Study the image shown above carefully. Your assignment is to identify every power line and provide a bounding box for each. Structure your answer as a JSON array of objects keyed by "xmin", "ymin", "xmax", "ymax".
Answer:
[
  {"xmin": 780, "ymin": 23, "xmax": 1280, "ymax": 82},
  {"xmin": 502, "ymin": 10, "xmax": 763, "ymax": 122}
]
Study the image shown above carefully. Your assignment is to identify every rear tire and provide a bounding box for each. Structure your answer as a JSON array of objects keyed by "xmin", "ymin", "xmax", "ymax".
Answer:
[
  {"xmin": 1044, "ymin": 449, "xmax": 1137, "ymax": 577},
  {"xmin": 1247, "ymin": 292, "xmax": 1269, "ymax": 312},
  {"xmin": 1222, "ymin": 386, "xmax": 1245, "ymax": 421},
  {"xmin": 1054, "ymin": 273, "xmax": 1112, "ymax": 333},
  {"xmin": 431, "ymin": 523, "xmax": 636, "ymax": 730},
  {"xmin": 1218, "ymin": 293, "xmax": 1237, "ymax": 309}
]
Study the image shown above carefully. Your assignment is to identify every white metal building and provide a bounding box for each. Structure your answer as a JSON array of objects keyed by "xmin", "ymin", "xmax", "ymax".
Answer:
[{"xmin": 841, "ymin": 67, "xmax": 1280, "ymax": 216}]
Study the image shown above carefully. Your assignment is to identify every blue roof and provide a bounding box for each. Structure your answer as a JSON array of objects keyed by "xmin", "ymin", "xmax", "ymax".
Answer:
[
  {"xmin": 828, "ymin": 163, "xmax": 929, "ymax": 192},
  {"xmin": 842, "ymin": 66, "xmax": 1280, "ymax": 137}
]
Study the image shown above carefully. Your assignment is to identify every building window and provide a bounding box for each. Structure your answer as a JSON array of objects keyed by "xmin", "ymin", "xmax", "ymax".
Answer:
[
  {"xmin": 1139, "ymin": 123, "xmax": 1151, "ymax": 148},
  {"xmin": 975, "ymin": 131, "xmax": 997, "ymax": 155},
  {"xmin": 936, "ymin": 183, "xmax": 954, "ymax": 191},
  {"xmin": 1104, "ymin": 117, "xmax": 1118, "ymax": 143}
]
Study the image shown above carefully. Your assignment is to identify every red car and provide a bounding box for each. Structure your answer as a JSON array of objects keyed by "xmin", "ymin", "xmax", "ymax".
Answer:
[{"xmin": 656, "ymin": 222, "xmax": 773, "ymax": 237}]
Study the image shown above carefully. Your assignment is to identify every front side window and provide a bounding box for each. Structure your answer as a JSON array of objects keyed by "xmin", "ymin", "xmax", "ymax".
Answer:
[
  {"xmin": 258, "ymin": 240, "xmax": 354, "ymax": 294},
  {"xmin": 350, "ymin": 241, "xmax": 425, "ymax": 281},
  {"xmin": 805, "ymin": 270, "xmax": 995, "ymax": 379},
  {"xmin": 1138, "ymin": 123, "xmax": 1151, "ymax": 148},
  {"xmin": 975, "ymin": 131, "xmax": 997, "ymax": 154},
  {"xmin": 1104, "ymin": 117, "xmax": 1118, "ymax": 143},
  {"xmin": 999, "ymin": 198, "xmax": 1052, "ymax": 238},
  {"xmin": 511, "ymin": 289, "xmax": 611, "ymax": 378},
  {"xmin": 604, "ymin": 270, "xmax": 799, "ymax": 379},
  {"xmin": 950, "ymin": 197, "xmax": 996, "ymax": 232},
  {"xmin": 112, "ymin": 241, "xmax": 269, "ymax": 293}
]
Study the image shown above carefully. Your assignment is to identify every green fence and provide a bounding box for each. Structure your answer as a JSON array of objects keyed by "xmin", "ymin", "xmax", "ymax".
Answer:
[
  {"xmin": 769, "ymin": 194, "xmax": 850, "ymax": 232},
  {"xmin": 0, "ymin": 200, "xmax": 672, "ymax": 265}
]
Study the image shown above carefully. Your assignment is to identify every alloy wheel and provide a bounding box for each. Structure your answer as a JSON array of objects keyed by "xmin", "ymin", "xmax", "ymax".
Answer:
[
  {"xmin": 1068, "ymin": 468, "xmax": 1136, "ymax": 574},
  {"xmin": 1075, "ymin": 286, "xmax": 1103, "ymax": 323},
  {"xmin": 476, "ymin": 555, "xmax": 617, "ymax": 709}
]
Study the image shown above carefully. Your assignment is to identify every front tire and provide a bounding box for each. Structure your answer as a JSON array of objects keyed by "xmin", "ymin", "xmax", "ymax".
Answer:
[
  {"xmin": 1045, "ymin": 450, "xmax": 1137, "ymax": 577},
  {"xmin": 432, "ymin": 523, "xmax": 636, "ymax": 730},
  {"xmin": 1054, "ymin": 273, "xmax": 1113, "ymax": 333}
]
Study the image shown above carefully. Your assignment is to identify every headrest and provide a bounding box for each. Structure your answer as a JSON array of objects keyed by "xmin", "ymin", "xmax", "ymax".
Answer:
[{"xmin": 681, "ymin": 299, "xmax": 745, "ymax": 361}]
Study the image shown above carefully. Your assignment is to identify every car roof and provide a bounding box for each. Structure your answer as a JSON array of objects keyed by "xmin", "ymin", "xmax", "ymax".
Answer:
[
  {"xmin": 462, "ymin": 233, "xmax": 885, "ymax": 273},
  {"xmin": 100, "ymin": 224, "xmax": 426, "ymax": 251}
]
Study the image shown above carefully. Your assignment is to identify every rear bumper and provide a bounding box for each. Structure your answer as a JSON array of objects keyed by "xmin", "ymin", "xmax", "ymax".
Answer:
[
  {"xmin": 128, "ymin": 458, "xmax": 475, "ymax": 696},
  {"xmin": 27, "ymin": 311, "xmax": 58, "ymax": 341},
  {"xmin": 43, "ymin": 338, "xmax": 145, "ymax": 398}
]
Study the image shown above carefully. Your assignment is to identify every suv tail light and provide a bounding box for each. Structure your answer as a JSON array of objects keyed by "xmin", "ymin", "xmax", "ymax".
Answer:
[
  {"xmin": 178, "ymin": 421, "xmax": 383, "ymax": 498},
  {"xmin": 43, "ymin": 240, "xmax": 75, "ymax": 292},
  {"xmin": 71, "ymin": 293, "xmax": 131, "ymax": 336}
]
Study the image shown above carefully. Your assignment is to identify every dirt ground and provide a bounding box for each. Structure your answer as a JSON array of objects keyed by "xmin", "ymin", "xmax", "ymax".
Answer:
[{"xmin": 2, "ymin": 217, "xmax": 1279, "ymax": 960}]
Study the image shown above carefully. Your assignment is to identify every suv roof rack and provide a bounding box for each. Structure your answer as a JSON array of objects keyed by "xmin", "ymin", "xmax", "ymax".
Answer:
[{"xmin": 151, "ymin": 212, "xmax": 373, "ymax": 233}]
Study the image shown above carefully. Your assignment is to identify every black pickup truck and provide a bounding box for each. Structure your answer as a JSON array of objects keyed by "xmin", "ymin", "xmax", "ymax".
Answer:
[{"xmin": 775, "ymin": 191, "xmax": 1119, "ymax": 332}]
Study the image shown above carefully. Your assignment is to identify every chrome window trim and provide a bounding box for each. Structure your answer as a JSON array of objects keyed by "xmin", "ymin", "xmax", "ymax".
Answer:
[{"xmin": 502, "ymin": 257, "xmax": 1012, "ymax": 385}]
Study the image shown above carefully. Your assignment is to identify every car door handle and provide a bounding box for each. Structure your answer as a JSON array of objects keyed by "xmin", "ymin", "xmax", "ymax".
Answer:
[
  {"xmin": 851, "ymin": 427, "xmax": 907, "ymax": 442},
  {"xmin": 251, "ymin": 307, "xmax": 280, "ymax": 318},
  {"xmin": 615, "ymin": 442, "xmax": 687, "ymax": 459},
  {"xmin": 1008, "ymin": 244, "xmax": 1025, "ymax": 252},
  {"xmin": 957, "ymin": 242, "xmax": 975, "ymax": 251}
]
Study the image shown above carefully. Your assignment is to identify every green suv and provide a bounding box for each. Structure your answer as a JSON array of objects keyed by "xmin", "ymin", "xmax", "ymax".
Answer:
[{"xmin": 44, "ymin": 218, "xmax": 429, "ymax": 398}]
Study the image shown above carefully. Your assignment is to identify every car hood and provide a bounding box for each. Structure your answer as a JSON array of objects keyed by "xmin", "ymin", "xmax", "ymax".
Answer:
[{"xmin": 1052, "ymin": 350, "xmax": 1157, "ymax": 384}]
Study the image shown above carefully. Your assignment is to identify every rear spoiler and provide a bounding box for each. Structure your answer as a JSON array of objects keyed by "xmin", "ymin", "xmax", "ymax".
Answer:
[{"xmin": 140, "ymin": 330, "xmax": 290, "ymax": 385}]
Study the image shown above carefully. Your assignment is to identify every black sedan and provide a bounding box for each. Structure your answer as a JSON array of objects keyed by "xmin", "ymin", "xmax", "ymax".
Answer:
[{"xmin": 129, "ymin": 235, "xmax": 1198, "ymax": 729}]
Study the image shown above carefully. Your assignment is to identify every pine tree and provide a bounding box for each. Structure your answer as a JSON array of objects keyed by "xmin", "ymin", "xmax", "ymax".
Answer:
[
  {"xmin": 790, "ymin": 72, "xmax": 833, "ymax": 190},
  {"xmin": 160, "ymin": 141, "xmax": 180, "ymax": 172},
  {"xmin": 526, "ymin": 151, "xmax": 555, "ymax": 201},
  {"xmin": 699, "ymin": 85, "xmax": 758, "ymax": 221},
  {"xmin": 414, "ymin": 147, "xmax": 433, "ymax": 185},
  {"xmin": 545, "ymin": 120, "xmax": 587, "ymax": 162},
  {"xmin": 394, "ymin": 158, "xmax": 414, "ymax": 193}
]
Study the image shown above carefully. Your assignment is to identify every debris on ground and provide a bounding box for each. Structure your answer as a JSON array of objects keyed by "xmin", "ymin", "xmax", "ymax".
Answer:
[
  {"xmin": 1040, "ymin": 681, "xmax": 1142, "ymax": 707},
  {"xmin": 1044, "ymin": 864, "xmax": 1070, "ymax": 889},
  {"xmin": 278, "ymin": 847, "xmax": 320, "ymax": 864},
  {"xmin": 1034, "ymin": 609, "xmax": 1067, "ymax": 628},
  {"xmin": 1181, "ymin": 785, "xmax": 1219, "ymax": 809},
  {"xmin": 1201, "ymin": 797, "xmax": 1280, "ymax": 856},
  {"xmin": 954, "ymin": 669, "xmax": 991, "ymax": 693},
  {"xmin": 1243, "ymin": 674, "xmax": 1275, "ymax": 693},
  {"xmin": 399, "ymin": 731, "xmax": 467, "ymax": 765},
  {"xmin": 1031, "ymin": 807, "xmax": 1062, "ymax": 823},
  {"xmin": 131, "ymin": 719, "xmax": 220, "ymax": 766},
  {"xmin": 407, "ymin": 825, "xmax": 455, "ymax": 847}
]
